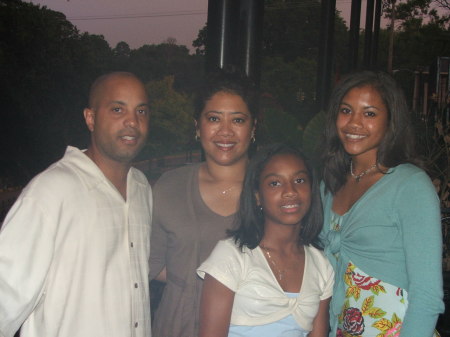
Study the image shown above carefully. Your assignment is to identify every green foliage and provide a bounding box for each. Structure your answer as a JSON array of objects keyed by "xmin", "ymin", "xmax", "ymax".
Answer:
[
  {"xmin": 112, "ymin": 41, "xmax": 132, "ymax": 69},
  {"xmin": 128, "ymin": 43, "xmax": 205, "ymax": 95},
  {"xmin": 191, "ymin": 0, "xmax": 348, "ymax": 131},
  {"xmin": 258, "ymin": 105, "xmax": 303, "ymax": 147},
  {"xmin": 2, "ymin": 0, "xmax": 447, "ymax": 189},
  {"xmin": 302, "ymin": 110, "xmax": 326, "ymax": 165},
  {"xmin": 0, "ymin": 0, "xmax": 112, "ymax": 184},
  {"xmin": 333, "ymin": 14, "xmax": 350, "ymax": 73},
  {"xmin": 129, "ymin": 43, "xmax": 190, "ymax": 80},
  {"xmin": 0, "ymin": 0, "xmax": 206, "ymax": 186},
  {"xmin": 143, "ymin": 76, "xmax": 194, "ymax": 158},
  {"xmin": 434, "ymin": 0, "xmax": 450, "ymax": 12},
  {"xmin": 264, "ymin": 0, "xmax": 322, "ymax": 61},
  {"xmin": 263, "ymin": 0, "xmax": 348, "ymax": 69},
  {"xmin": 192, "ymin": 24, "xmax": 207, "ymax": 56},
  {"xmin": 383, "ymin": 0, "xmax": 449, "ymax": 25},
  {"xmin": 260, "ymin": 56, "xmax": 318, "ymax": 125},
  {"xmin": 396, "ymin": 23, "xmax": 450, "ymax": 68},
  {"xmin": 259, "ymin": 0, "xmax": 347, "ymax": 130},
  {"xmin": 375, "ymin": 21, "xmax": 450, "ymax": 74}
]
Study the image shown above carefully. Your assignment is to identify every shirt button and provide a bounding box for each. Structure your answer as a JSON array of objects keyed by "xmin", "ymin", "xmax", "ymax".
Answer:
[
  {"xmin": 135, "ymin": 283, "xmax": 138, "ymax": 288},
  {"xmin": 135, "ymin": 322, "xmax": 138, "ymax": 328},
  {"xmin": 130, "ymin": 242, "xmax": 134, "ymax": 248}
]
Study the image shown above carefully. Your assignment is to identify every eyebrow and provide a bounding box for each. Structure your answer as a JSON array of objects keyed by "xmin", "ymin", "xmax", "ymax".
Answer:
[
  {"xmin": 340, "ymin": 102, "xmax": 382, "ymax": 111},
  {"xmin": 204, "ymin": 110, "xmax": 250, "ymax": 115},
  {"xmin": 261, "ymin": 170, "xmax": 309, "ymax": 180},
  {"xmin": 110, "ymin": 100, "xmax": 126, "ymax": 106},
  {"xmin": 110, "ymin": 100, "xmax": 149, "ymax": 108}
]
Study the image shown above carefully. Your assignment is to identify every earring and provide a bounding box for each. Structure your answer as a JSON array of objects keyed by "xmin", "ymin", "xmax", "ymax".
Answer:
[
  {"xmin": 251, "ymin": 131, "xmax": 256, "ymax": 143},
  {"xmin": 195, "ymin": 132, "xmax": 200, "ymax": 141}
]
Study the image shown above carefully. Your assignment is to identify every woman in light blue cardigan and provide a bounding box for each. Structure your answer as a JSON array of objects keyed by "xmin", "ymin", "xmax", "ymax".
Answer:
[{"xmin": 320, "ymin": 70, "xmax": 444, "ymax": 337}]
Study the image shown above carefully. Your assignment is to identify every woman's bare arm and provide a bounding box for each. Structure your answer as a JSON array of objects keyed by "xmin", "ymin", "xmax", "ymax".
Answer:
[
  {"xmin": 199, "ymin": 273, "xmax": 235, "ymax": 337},
  {"xmin": 308, "ymin": 297, "xmax": 331, "ymax": 337}
]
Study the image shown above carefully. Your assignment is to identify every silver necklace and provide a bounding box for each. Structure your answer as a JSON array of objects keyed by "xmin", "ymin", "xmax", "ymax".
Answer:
[
  {"xmin": 260, "ymin": 245, "xmax": 285, "ymax": 281},
  {"xmin": 350, "ymin": 160, "xmax": 377, "ymax": 182}
]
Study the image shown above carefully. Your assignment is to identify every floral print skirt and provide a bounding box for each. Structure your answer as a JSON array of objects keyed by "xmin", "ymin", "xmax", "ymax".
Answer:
[{"xmin": 336, "ymin": 261, "xmax": 439, "ymax": 337}]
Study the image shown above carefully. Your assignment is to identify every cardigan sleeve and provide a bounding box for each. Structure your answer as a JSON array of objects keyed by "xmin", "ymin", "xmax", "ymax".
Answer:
[
  {"xmin": 0, "ymin": 194, "xmax": 56, "ymax": 337},
  {"xmin": 395, "ymin": 170, "xmax": 444, "ymax": 337}
]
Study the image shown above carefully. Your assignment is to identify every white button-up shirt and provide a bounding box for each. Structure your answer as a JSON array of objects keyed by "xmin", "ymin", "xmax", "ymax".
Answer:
[{"xmin": 0, "ymin": 146, "xmax": 152, "ymax": 337}]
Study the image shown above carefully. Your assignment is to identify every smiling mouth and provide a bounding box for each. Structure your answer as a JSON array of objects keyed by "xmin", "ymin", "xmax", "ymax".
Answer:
[
  {"xmin": 345, "ymin": 133, "xmax": 367, "ymax": 140},
  {"xmin": 281, "ymin": 204, "xmax": 300, "ymax": 209},
  {"xmin": 120, "ymin": 135, "xmax": 140, "ymax": 145},
  {"xmin": 215, "ymin": 142, "xmax": 235, "ymax": 150},
  {"xmin": 121, "ymin": 136, "xmax": 137, "ymax": 141}
]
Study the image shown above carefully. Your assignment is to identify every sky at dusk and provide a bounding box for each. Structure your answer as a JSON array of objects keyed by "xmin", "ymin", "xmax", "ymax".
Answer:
[{"xmin": 29, "ymin": 0, "xmax": 367, "ymax": 52}]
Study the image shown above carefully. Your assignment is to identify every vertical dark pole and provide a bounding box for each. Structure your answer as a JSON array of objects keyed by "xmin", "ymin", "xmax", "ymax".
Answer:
[
  {"xmin": 363, "ymin": 0, "xmax": 375, "ymax": 68},
  {"xmin": 205, "ymin": 0, "xmax": 239, "ymax": 73},
  {"xmin": 348, "ymin": 0, "xmax": 362, "ymax": 72},
  {"xmin": 371, "ymin": 0, "xmax": 382, "ymax": 68},
  {"xmin": 387, "ymin": 0, "xmax": 396, "ymax": 74},
  {"xmin": 237, "ymin": 0, "xmax": 264, "ymax": 86},
  {"xmin": 316, "ymin": 0, "xmax": 336, "ymax": 111}
]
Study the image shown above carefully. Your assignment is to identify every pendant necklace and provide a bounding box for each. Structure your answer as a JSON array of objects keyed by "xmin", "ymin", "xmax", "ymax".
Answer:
[
  {"xmin": 221, "ymin": 186, "xmax": 234, "ymax": 195},
  {"xmin": 350, "ymin": 160, "xmax": 377, "ymax": 183},
  {"xmin": 260, "ymin": 244, "xmax": 285, "ymax": 281}
]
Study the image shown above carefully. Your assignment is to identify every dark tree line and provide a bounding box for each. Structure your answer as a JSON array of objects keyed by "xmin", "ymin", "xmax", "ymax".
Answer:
[
  {"xmin": 1, "ymin": 0, "xmax": 448, "ymax": 187},
  {"xmin": 0, "ymin": 0, "xmax": 204, "ymax": 186}
]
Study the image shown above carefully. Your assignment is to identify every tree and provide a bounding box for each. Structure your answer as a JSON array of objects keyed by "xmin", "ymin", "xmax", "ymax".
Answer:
[
  {"xmin": 114, "ymin": 41, "xmax": 131, "ymax": 57},
  {"xmin": 258, "ymin": 105, "xmax": 304, "ymax": 146},
  {"xmin": 395, "ymin": 0, "xmax": 449, "ymax": 24},
  {"xmin": 0, "ymin": 0, "xmax": 113, "ymax": 185},
  {"xmin": 260, "ymin": 56, "xmax": 319, "ymax": 124},
  {"xmin": 434, "ymin": 0, "xmax": 450, "ymax": 12},
  {"xmin": 113, "ymin": 41, "xmax": 131, "ymax": 69},
  {"xmin": 263, "ymin": 0, "xmax": 322, "ymax": 61},
  {"xmin": 191, "ymin": 0, "xmax": 348, "ymax": 127},
  {"xmin": 377, "ymin": 3, "xmax": 450, "ymax": 69},
  {"xmin": 382, "ymin": 0, "xmax": 449, "ymax": 72},
  {"xmin": 192, "ymin": 1, "xmax": 348, "ymax": 65},
  {"xmin": 164, "ymin": 37, "xmax": 177, "ymax": 45},
  {"xmin": 128, "ymin": 43, "xmax": 204, "ymax": 95},
  {"xmin": 143, "ymin": 76, "xmax": 194, "ymax": 158},
  {"xmin": 192, "ymin": 24, "xmax": 207, "ymax": 55}
]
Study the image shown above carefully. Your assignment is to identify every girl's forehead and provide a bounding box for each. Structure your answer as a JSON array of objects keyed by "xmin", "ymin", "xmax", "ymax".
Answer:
[
  {"xmin": 260, "ymin": 153, "xmax": 308, "ymax": 174},
  {"xmin": 344, "ymin": 84, "xmax": 380, "ymax": 98}
]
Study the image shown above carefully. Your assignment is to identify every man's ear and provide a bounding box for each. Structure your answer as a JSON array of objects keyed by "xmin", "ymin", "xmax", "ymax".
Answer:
[{"xmin": 84, "ymin": 108, "xmax": 95, "ymax": 132}]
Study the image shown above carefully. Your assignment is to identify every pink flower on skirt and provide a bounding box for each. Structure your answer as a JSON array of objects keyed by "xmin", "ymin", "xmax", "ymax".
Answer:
[{"xmin": 384, "ymin": 322, "xmax": 402, "ymax": 337}]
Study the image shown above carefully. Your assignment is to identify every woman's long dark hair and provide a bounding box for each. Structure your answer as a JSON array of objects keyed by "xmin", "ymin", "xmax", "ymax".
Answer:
[
  {"xmin": 228, "ymin": 143, "xmax": 323, "ymax": 249},
  {"xmin": 322, "ymin": 70, "xmax": 420, "ymax": 194}
]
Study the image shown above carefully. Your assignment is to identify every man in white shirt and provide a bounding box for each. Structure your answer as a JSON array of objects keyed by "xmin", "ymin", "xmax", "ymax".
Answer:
[{"xmin": 0, "ymin": 72, "xmax": 152, "ymax": 337}]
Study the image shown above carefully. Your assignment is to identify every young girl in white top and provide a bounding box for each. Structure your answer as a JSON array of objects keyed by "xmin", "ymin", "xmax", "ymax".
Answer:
[{"xmin": 198, "ymin": 143, "xmax": 334, "ymax": 337}]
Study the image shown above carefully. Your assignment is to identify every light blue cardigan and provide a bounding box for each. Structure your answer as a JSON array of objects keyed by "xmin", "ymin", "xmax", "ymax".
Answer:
[{"xmin": 320, "ymin": 163, "xmax": 444, "ymax": 337}]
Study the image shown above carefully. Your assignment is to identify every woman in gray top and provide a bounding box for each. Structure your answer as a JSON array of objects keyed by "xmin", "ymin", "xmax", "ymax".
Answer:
[{"xmin": 149, "ymin": 73, "xmax": 259, "ymax": 337}]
